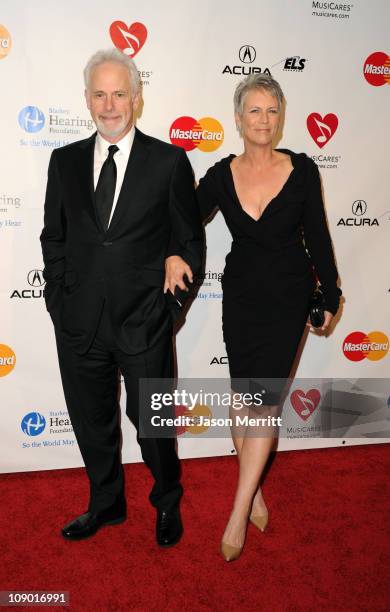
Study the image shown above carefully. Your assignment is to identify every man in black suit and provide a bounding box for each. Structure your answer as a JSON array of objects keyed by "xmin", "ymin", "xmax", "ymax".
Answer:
[{"xmin": 40, "ymin": 49, "xmax": 203, "ymax": 546}]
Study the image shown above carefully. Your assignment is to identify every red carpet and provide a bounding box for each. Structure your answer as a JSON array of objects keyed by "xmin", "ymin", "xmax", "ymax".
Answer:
[{"xmin": 1, "ymin": 444, "xmax": 389, "ymax": 611}]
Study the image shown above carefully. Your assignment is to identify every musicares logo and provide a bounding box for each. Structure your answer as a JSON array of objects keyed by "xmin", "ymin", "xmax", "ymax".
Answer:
[
  {"xmin": 363, "ymin": 52, "xmax": 390, "ymax": 86},
  {"xmin": 109, "ymin": 21, "xmax": 147, "ymax": 57},
  {"xmin": 343, "ymin": 331, "xmax": 389, "ymax": 361},
  {"xmin": 169, "ymin": 116, "xmax": 224, "ymax": 152},
  {"xmin": 290, "ymin": 389, "xmax": 320, "ymax": 421},
  {"xmin": 0, "ymin": 344, "xmax": 16, "ymax": 376},
  {"xmin": 307, "ymin": 113, "xmax": 338, "ymax": 148}
]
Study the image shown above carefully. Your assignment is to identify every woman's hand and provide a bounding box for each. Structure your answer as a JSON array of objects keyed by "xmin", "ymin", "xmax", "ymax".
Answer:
[
  {"xmin": 164, "ymin": 255, "xmax": 193, "ymax": 295},
  {"xmin": 307, "ymin": 310, "xmax": 333, "ymax": 333}
]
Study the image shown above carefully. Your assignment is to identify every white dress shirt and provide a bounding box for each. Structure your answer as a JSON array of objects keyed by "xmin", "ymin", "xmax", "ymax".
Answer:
[{"xmin": 93, "ymin": 126, "xmax": 135, "ymax": 227}]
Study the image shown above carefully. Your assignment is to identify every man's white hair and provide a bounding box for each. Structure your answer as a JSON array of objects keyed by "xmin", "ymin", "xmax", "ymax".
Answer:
[{"xmin": 84, "ymin": 48, "xmax": 141, "ymax": 97}]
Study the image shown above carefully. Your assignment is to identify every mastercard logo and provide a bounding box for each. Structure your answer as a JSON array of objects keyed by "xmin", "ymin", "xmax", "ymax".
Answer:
[
  {"xmin": 343, "ymin": 331, "xmax": 389, "ymax": 362},
  {"xmin": 0, "ymin": 25, "xmax": 12, "ymax": 60},
  {"xmin": 169, "ymin": 116, "xmax": 224, "ymax": 152},
  {"xmin": 174, "ymin": 404, "xmax": 212, "ymax": 435},
  {"xmin": 0, "ymin": 344, "xmax": 16, "ymax": 376},
  {"xmin": 363, "ymin": 52, "xmax": 390, "ymax": 86}
]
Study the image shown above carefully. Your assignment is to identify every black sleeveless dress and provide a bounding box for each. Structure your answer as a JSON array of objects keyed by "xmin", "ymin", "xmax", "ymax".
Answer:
[{"xmin": 196, "ymin": 150, "xmax": 340, "ymax": 400}]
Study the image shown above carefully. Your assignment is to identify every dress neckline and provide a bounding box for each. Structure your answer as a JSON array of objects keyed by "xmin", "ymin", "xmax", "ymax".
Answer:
[{"xmin": 228, "ymin": 149, "xmax": 297, "ymax": 222}]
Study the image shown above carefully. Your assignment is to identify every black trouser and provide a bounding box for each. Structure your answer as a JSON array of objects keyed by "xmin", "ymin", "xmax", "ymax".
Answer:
[{"xmin": 55, "ymin": 304, "xmax": 182, "ymax": 514}]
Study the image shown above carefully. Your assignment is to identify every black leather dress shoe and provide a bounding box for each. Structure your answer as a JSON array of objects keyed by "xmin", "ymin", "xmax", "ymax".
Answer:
[
  {"xmin": 62, "ymin": 500, "xmax": 126, "ymax": 540},
  {"xmin": 156, "ymin": 506, "xmax": 183, "ymax": 548}
]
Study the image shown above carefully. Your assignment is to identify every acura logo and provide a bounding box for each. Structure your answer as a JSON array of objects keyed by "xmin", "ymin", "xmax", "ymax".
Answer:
[
  {"xmin": 352, "ymin": 200, "xmax": 367, "ymax": 216},
  {"xmin": 27, "ymin": 269, "xmax": 45, "ymax": 287},
  {"xmin": 239, "ymin": 45, "xmax": 256, "ymax": 64}
]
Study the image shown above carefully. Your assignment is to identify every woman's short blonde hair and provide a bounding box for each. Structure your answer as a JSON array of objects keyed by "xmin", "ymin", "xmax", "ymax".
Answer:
[{"xmin": 233, "ymin": 74, "xmax": 284, "ymax": 115}]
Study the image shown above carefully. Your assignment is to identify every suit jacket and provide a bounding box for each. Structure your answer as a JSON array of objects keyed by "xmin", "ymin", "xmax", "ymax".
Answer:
[{"xmin": 40, "ymin": 128, "xmax": 203, "ymax": 355}]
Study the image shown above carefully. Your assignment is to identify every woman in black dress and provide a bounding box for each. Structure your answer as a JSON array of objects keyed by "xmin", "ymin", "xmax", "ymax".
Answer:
[{"xmin": 197, "ymin": 74, "xmax": 341, "ymax": 561}]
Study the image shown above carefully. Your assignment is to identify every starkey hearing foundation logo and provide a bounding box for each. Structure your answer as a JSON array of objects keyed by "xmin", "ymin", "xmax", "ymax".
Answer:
[
  {"xmin": 0, "ymin": 24, "xmax": 12, "ymax": 59},
  {"xmin": 110, "ymin": 21, "xmax": 147, "ymax": 57},
  {"xmin": 169, "ymin": 116, "xmax": 224, "ymax": 152},
  {"xmin": 0, "ymin": 344, "xmax": 16, "ymax": 377},
  {"xmin": 343, "ymin": 332, "xmax": 389, "ymax": 362},
  {"xmin": 18, "ymin": 106, "xmax": 45, "ymax": 133},
  {"xmin": 290, "ymin": 389, "xmax": 321, "ymax": 421},
  {"xmin": 307, "ymin": 113, "xmax": 338, "ymax": 148},
  {"xmin": 363, "ymin": 52, "xmax": 390, "ymax": 86},
  {"xmin": 21, "ymin": 412, "xmax": 46, "ymax": 437}
]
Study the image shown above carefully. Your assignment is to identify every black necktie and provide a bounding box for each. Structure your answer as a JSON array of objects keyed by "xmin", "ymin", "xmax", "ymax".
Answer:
[{"xmin": 95, "ymin": 144, "xmax": 119, "ymax": 231}]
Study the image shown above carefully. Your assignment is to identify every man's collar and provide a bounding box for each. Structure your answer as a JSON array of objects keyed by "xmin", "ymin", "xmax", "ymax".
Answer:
[{"xmin": 95, "ymin": 125, "xmax": 135, "ymax": 156}]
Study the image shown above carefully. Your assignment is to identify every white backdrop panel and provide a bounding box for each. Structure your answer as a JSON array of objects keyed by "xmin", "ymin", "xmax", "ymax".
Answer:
[{"xmin": 0, "ymin": 0, "xmax": 389, "ymax": 472}]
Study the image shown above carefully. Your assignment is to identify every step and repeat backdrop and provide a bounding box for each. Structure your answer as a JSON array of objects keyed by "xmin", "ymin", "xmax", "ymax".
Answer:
[{"xmin": 1, "ymin": 0, "xmax": 389, "ymax": 473}]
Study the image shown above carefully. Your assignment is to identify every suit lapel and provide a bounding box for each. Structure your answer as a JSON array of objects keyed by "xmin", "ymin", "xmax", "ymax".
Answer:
[
  {"xmin": 76, "ymin": 133, "xmax": 103, "ymax": 231},
  {"xmin": 107, "ymin": 128, "xmax": 151, "ymax": 235}
]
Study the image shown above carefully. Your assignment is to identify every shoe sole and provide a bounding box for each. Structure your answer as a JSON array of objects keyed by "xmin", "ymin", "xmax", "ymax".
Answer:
[{"xmin": 61, "ymin": 516, "xmax": 127, "ymax": 541}]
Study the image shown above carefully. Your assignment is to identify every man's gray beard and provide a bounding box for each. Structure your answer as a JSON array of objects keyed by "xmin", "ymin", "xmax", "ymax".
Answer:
[{"xmin": 95, "ymin": 118, "xmax": 126, "ymax": 139}]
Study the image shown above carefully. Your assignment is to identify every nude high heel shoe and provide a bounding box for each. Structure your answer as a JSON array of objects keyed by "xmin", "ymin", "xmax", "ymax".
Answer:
[
  {"xmin": 249, "ymin": 509, "xmax": 269, "ymax": 532},
  {"xmin": 221, "ymin": 540, "xmax": 243, "ymax": 562},
  {"xmin": 221, "ymin": 516, "xmax": 248, "ymax": 561}
]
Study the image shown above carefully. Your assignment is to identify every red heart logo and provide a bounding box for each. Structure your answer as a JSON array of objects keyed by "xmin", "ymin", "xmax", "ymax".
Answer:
[
  {"xmin": 290, "ymin": 389, "xmax": 321, "ymax": 421},
  {"xmin": 109, "ymin": 21, "xmax": 147, "ymax": 57},
  {"xmin": 306, "ymin": 113, "xmax": 338, "ymax": 148}
]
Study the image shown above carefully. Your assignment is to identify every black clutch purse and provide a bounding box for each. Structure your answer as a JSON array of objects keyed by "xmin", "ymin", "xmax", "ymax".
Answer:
[{"xmin": 309, "ymin": 286, "xmax": 326, "ymax": 328}]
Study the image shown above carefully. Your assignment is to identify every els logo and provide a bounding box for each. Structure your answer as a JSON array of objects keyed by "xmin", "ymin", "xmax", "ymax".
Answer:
[
  {"xmin": 170, "ymin": 116, "xmax": 224, "ymax": 152},
  {"xmin": 283, "ymin": 56, "xmax": 306, "ymax": 71},
  {"xmin": 307, "ymin": 113, "xmax": 338, "ymax": 148},
  {"xmin": 110, "ymin": 21, "xmax": 147, "ymax": 57},
  {"xmin": 290, "ymin": 389, "xmax": 321, "ymax": 421},
  {"xmin": 363, "ymin": 52, "xmax": 390, "ymax": 86}
]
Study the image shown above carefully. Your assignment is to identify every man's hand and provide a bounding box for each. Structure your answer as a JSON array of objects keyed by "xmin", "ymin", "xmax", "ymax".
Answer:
[{"xmin": 164, "ymin": 256, "xmax": 193, "ymax": 295}]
